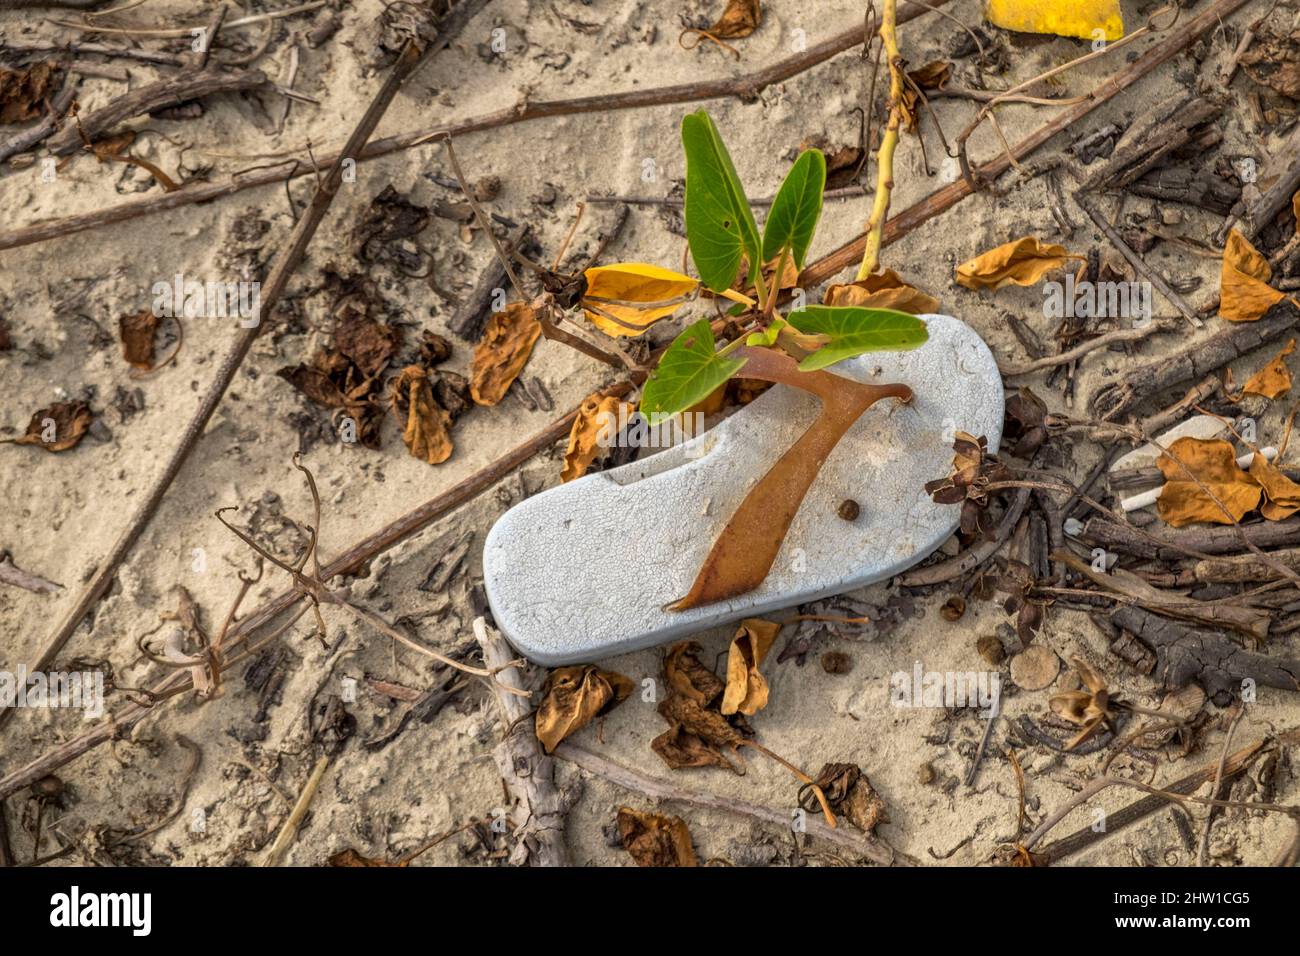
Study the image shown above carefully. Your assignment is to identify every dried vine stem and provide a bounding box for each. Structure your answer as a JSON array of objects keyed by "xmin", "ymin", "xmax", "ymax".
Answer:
[{"xmin": 857, "ymin": 0, "xmax": 902, "ymax": 280}]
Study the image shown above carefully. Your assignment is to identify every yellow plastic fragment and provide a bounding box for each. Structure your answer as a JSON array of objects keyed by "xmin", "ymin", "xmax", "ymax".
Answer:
[{"xmin": 985, "ymin": 0, "xmax": 1124, "ymax": 42}]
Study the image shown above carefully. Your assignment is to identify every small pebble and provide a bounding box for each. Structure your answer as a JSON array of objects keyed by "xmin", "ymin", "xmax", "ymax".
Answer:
[{"xmin": 837, "ymin": 499, "xmax": 860, "ymax": 521}]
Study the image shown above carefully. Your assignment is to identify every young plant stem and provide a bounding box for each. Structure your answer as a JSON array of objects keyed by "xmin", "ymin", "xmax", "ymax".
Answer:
[{"xmin": 857, "ymin": 0, "xmax": 902, "ymax": 281}]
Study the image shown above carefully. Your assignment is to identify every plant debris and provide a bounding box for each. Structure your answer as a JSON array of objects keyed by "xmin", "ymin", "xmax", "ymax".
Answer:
[
  {"xmin": 470, "ymin": 301, "xmax": 542, "ymax": 406},
  {"xmin": 535, "ymin": 664, "xmax": 633, "ymax": 753},
  {"xmin": 616, "ymin": 807, "xmax": 698, "ymax": 866},
  {"xmin": 5, "ymin": 401, "xmax": 93, "ymax": 453}
]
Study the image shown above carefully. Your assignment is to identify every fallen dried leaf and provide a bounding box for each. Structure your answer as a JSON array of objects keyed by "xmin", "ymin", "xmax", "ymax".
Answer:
[
  {"xmin": 5, "ymin": 402, "xmax": 93, "ymax": 453},
  {"xmin": 616, "ymin": 807, "xmax": 698, "ymax": 867},
  {"xmin": 720, "ymin": 618, "xmax": 780, "ymax": 715},
  {"xmin": 0, "ymin": 61, "xmax": 59, "ymax": 124},
  {"xmin": 562, "ymin": 390, "xmax": 634, "ymax": 482},
  {"xmin": 1156, "ymin": 437, "xmax": 1262, "ymax": 527},
  {"xmin": 390, "ymin": 365, "xmax": 452, "ymax": 465},
  {"xmin": 118, "ymin": 310, "xmax": 161, "ymax": 370},
  {"xmin": 709, "ymin": 0, "xmax": 761, "ymax": 38},
  {"xmin": 470, "ymin": 301, "xmax": 542, "ymax": 406},
  {"xmin": 1240, "ymin": 26, "xmax": 1300, "ymax": 99},
  {"xmin": 535, "ymin": 664, "xmax": 633, "ymax": 754},
  {"xmin": 1241, "ymin": 338, "xmax": 1295, "ymax": 399},
  {"xmin": 581, "ymin": 262, "xmax": 700, "ymax": 338},
  {"xmin": 1220, "ymin": 230, "xmax": 1286, "ymax": 322},
  {"xmin": 803, "ymin": 763, "xmax": 888, "ymax": 833},
  {"xmin": 1249, "ymin": 454, "xmax": 1300, "ymax": 521},
  {"xmin": 824, "ymin": 269, "xmax": 939, "ymax": 314},
  {"xmin": 664, "ymin": 640, "xmax": 725, "ymax": 706},
  {"xmin": 955, "ymin": 237, "xmax": 1084, "ymax": 292}
]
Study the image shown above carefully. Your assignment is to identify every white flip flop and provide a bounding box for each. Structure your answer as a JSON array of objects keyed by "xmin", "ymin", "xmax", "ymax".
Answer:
[{"xmin": 484, "ymin": 313, "xmax": 1005, "ymax": 665}]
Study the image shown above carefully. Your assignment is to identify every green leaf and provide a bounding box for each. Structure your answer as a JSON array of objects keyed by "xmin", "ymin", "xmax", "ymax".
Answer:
[
  {"xmin": 789, "ymin": 306, "xmax": 929, "ymax": 372},
  {"xmin": 682, "ymin": 110, "xmax": 761, "ymax": 293},
  {"xmin": 761, "ymin": 149, "xmax": 826, "ymax": 268},
  {"xmin": 745, "ymin": 317, "xmax": 787, "ymax": 347},
  {"xmin": 641, "ymin": 319, "xmax": 747, "ymax": 417}
]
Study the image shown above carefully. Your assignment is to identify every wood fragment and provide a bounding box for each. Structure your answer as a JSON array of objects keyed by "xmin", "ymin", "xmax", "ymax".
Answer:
[
  {"xmin": 1111, "ymin": 606, "xmax": 1300, "ymax": 698},
  {"xmin": 0, "ymin": 80, "xmax": 77, "ymax": 165},
  {"xmin": 262, "ymin": 755, "xmax": 330, "ymax": 866},
  {"xmin": 0, "ymin": 551, "xmax": 63, "ymax": 595},
  {"xmin": 1081, "ymin": 514, "xmax": 1300, "ymax": 562},
  {"xmin": 472, "ymin": 617, "xmax": 571, "ymax": 867},
  {"xmin": 48, "ymin": 69, "xmax": 268, "ymax": 155},
  {"xmin": 1194, "ymin": 548, "xmax": 1300, "ymax": 584},
  {"xmin": 1090, "ymin": 298, "xmax": 1300, "ymax": 421}
]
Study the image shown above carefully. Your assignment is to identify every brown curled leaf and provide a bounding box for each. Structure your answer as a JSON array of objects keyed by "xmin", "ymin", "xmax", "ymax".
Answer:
[
  {"xmin": 390, "ymin": 365, "xmax": 453, "ymax": 465},
  {"xmin": 0, "ymin": 61, "xmax": 59, "ymax": 123},
  {"xmin": 562, "ymin": 390, "xmax": 634, "ymax": 482},
  {"xmin": 664, "ymin": 640, "xmax": 726, "ymax": 707},
  {"xmin": 616, "ymin": 807, "xmax": 698, "ymax": 867},
  {"xmin": 119, "ymin": 310, "xmax": 161, "ymax": 370},
  {"xmin": 709, "ymin": 0, "xmax": 761, "ymax": 38},
  {"xmin": 1240, "ymin": 338, "xmax": 1295, "ymax": 399},
  {"xmin": 5, "ymin": 402, "xmax": 93, "ymax": 453},
  {"xmin": 824, "ymin": 269, "xmax": 940, "ymax": 315},
  {"xmin": 1249, "ymin": 454, "xmax": 1300, "ymax": 521},
  {"xmin": 535, "ymin": 664, "xmax": 633, "ymax": 753},
  {"xmin": 720, "ymin": 618, "xmax": 780, "ymax": 715}
]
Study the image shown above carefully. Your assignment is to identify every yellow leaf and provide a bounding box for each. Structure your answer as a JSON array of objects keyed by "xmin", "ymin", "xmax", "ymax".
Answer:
[
  {"xmin": 562, "ymin": 391, "xmax": 634, "ymax": 482},
  {"xmin": 581, "ymin": 262, "xmax": 699, "ymax": 338},
  {"xmin": 720, "ymin": 618, "xmax": 780, "ymax": 716},
  {"xmin": 1155, "ymin": 437, "xmax": 1262, "ymax": 528},
  {"xmin": 470, "ymin": 301, "xmax": 542, "ymax": 405},
  {"xmin": 391, "ymin": 365, "xmax": 453, "ymax": 465},
  {"xmin": 1220, "ymin": 230, "xmax": 1285, "ymax": 322},
  {"xmin": 955, "ymin": 236, "xmax": 1084, "ymax": 291},
  {"xmin": 1241, "ymin": 338, "xmax": 1295, "ymax": 399},
  {"xmin": 1249, "ymin": 454, "xmax": 1300, "ymax": 521},
  {"xmin": 825, "ymin": 269, "xmax": 940, "ymax": 314},
  {"xmin": 986, "ymin": 0, "xmax": 1123, "ymax": 42}
]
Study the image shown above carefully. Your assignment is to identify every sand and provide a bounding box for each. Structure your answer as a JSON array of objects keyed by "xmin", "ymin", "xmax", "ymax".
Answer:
[{"xmin": 0, "ymin": 0, "xmax": 1296, "ymax": 866}]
